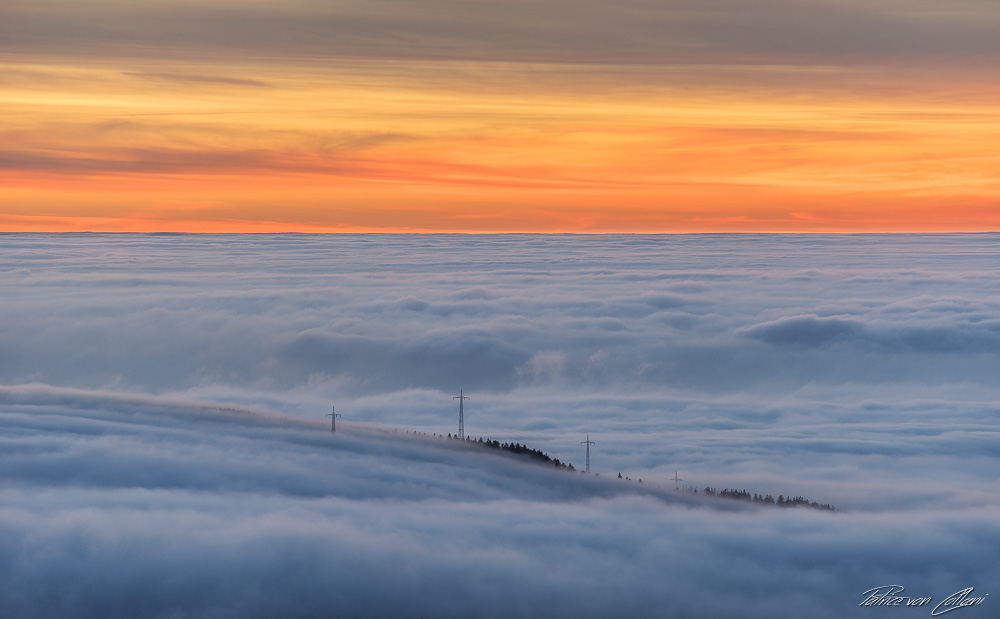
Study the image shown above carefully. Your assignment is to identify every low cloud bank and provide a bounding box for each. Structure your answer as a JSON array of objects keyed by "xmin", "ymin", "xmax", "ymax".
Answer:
[
  {"xmin": 1, "ymin": 389, "xmax": 996, "ymax": 618},
  {"xmin": 1, "ymin": 234, "xmax": 997, "ymax": 509},
  {"xmin": 1, "ymin": 234, "xmax": 997, "ymax": 616},
  {"xmin": 3, "ymin": 234, "xmax": 998, "ymax": 398}
]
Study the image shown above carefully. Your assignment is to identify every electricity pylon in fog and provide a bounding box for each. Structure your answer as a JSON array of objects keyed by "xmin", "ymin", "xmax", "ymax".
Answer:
[
  {"xmin": 326, "ymin": 405, "xmax": 342, "ymax": 432},
  {"xmin": 581, "ymin": 435, "xmax": 595, "ymax": 473},
  {"xmin": 453, "ymin": 390, "xmax": 469, "ymax": 439}
]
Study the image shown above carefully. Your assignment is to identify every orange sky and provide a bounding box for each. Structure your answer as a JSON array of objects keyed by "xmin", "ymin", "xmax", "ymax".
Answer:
[{"xmin": 2, "ymin": 0, "xmax": 999, "ymax": 232}]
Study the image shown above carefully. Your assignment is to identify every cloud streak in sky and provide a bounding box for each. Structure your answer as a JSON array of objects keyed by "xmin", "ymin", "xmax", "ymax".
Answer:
[
  {"xmin": 121, "ymin": 72, "xmax": 272, "ymax": 88},
  {"xmin": 3, "ymin": 0, "xmax": 999, "ymax": 232},
  {"xmin": 4, "ymin": 0, "xmax": 1000, "ymax": 64}
]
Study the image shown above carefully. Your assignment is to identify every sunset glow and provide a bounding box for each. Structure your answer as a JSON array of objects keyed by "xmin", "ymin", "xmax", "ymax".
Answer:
[{"xmin": 3, "ymin": 0, "xmax": 999, "ymax": 232}]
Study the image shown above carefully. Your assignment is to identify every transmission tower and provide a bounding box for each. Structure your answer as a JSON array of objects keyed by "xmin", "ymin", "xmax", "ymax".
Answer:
[
  {"xmin": 326, "ymin": 405, "xmax": 342, "ymax": 433},
  {"xmin": 581, "ymin": 435, "xmax": 595, "ymax": 473},
  {"xmin": 673, "ymin": 471, "xmax": 684, "ymax": 490},
  {"xmin": 453, "ymin": 390, "xmax": 469, "ymax": 439}
]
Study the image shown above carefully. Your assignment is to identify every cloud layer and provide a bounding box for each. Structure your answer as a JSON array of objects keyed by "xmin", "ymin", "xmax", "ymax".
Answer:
[
  {"xmin": 4, "ymin": 0, "xmax": 999, "ymax": 63},
  {"xmin": 3, "ymin": 0, "xmax": 999, "ymax": 233},
  {"xmin": 1, "ymin": 234, "xmax": 998, "ymax": 616},
  {"xmin": 2, "ymin": 234, "xmax": 999, "ymax": 503},
  {"xmin": 1, "ymin": 384, "xmax": 997, "ymax": 619}
]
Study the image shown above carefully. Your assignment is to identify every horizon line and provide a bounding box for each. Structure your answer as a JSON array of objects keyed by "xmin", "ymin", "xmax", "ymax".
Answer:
[{"xmin": 2, "ymin": 230, "xmax": 998, "ymax": 236}]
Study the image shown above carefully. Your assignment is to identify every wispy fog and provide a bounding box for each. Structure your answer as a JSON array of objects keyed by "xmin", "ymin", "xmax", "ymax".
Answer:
[{"xmin": 1, "ymin": 234, "xmax": 997, "ymax": 616}]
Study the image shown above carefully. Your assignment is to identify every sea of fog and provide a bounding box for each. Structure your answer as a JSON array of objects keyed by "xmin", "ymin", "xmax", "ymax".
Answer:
[{"xmin": 1, "ymin": 233, "xmax": 997, "ymax": 618}]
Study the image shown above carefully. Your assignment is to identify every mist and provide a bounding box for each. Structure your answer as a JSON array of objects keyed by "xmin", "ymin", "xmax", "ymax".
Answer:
[{"xmin": 0, "ymin": 233, "xmax": 997, "ymax": 617}]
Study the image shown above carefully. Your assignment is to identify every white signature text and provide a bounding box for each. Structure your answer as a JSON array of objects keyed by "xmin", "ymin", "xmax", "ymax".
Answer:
[{"xmin": 860, "ymin": 586, "xmax": 987, "ymax": 615}]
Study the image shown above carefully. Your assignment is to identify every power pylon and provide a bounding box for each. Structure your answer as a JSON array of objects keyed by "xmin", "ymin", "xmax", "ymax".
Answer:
[
  {"xmin": 581, "ymin": 435, "xmax": 595, "ymax": 473},
  {"xmin": 453, "ymin": 390, "xmax": 469, "ymax": 439},
  {"xmin": 673, "ymin": 471, "xmax": 684, "ymax": 490},
  {"xmin": 326, "ymin": 405, "xmax": 342, "ymax": 432}
]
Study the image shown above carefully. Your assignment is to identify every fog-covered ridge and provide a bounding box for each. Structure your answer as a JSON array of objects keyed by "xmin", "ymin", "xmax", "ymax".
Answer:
[{"xmin": 1, "ymin": 385, "xmax": 995, "ymax": 618}]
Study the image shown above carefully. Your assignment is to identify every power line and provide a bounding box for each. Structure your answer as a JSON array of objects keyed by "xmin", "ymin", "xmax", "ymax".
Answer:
[{"xmin": 453, "ymin": 390, "xmax": 470, "ymax": 440}]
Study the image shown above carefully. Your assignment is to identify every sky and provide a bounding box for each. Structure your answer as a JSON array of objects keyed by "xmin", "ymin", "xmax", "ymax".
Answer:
[
  {"xmin": 2, "ymin": 0, "xmax": 1000, "ymax": 232},
  {"xmin": 1, "ymin": 234, "xmax": 998, "ymax": 617}
]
